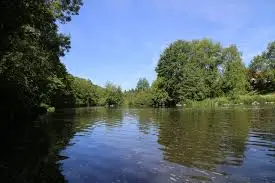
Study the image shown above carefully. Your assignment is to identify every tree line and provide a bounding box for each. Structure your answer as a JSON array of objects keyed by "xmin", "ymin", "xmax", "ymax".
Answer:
[
  {"xmin": 125, "ymin": 39, "xmax": 275, "ymax": 107},
  {"xmin": 1, "ymin": 1, "xmax": 275, "ymax": 122}
]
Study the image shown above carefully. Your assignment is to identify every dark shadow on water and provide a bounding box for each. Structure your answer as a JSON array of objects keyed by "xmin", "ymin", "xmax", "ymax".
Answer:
[
  {"xmin": 0, "ymin": 107, "xmax": 125, "ymax": 183},
  {"xmin": 0, "ymin": 111, "xmax": 77, "ymax": 183}
]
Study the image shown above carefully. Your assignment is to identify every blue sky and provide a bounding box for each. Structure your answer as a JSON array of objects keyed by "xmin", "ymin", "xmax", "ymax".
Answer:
[{"xmin": 60, "ymin": 0, "xmax": 275, "ymax": 89}]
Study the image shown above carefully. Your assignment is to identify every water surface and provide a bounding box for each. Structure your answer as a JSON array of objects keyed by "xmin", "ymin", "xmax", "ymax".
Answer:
[{"xmin": 2, "ymin": 107, "xmax": 275, "ymax": 182}]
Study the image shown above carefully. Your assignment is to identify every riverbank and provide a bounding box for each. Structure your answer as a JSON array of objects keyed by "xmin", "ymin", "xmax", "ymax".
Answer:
[
  {"xmin": 184, "ymin": 94, "xmax": 275, "ymax": 108},
  {"xmin": 40, "ymin": 94, "xmax": 275, "ymax": 112}
]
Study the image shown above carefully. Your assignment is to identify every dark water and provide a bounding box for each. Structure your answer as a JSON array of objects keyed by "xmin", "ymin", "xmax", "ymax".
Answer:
[{"xmin": 1, "ymin": 107, "xmax": 275, "ymax": 183}]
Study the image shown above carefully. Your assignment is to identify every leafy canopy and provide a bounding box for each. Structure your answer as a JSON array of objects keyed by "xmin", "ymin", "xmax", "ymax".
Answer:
[
  {"xmin": 249, "ymin": 41, "xmax": 275, "ymax": 93},
  {"xmin": 136, "ymin": 78, "xmax": 150, "ymax": 91},
  {"xmin": 155, "ymin": 39, "xmax": 248, "ymax": 105}
]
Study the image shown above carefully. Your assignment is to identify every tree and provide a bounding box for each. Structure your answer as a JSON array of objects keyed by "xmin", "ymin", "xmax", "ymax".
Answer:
[
  {"xmin": 124, "ymin": 78, "xmax": 153, "ymax": 107},
  {"xmin": 156, "ymin": 39, "xmax": 224, "ymax": 104},
  {"xmin": 104, "ymin": 82, "xmax": 123, "ymax": 106},
  {"xmin": 221, "ymin": 45, "xmax": 248, "ymax": 96},
  {"xmin": 151, "ymin": 77, "xmax": 169, "ymax": 107},
  {"xmin": 41, "ymin": 75, "xmax": 75, "ymax": 108},
  {"xmin": 249, "ymin": 41, "xmax": 275, "ymax": 93},
  {"xmin": 71, "ymin": 77, "xmax": 99, "ymax": 107},
  {"xmin": 136, "ymin": 78, "xmax": 150, "ymax": 91},
  {"xmin": 0, "ymin": 0, "xmax": 83, "ymax": 121},
  {"xmin": 132, "ymin": 90, "xmax": 153, "ymax": 107},
  {"xmin": 155, "ymin": 39, "xmax": 248, "ymax": 105}
]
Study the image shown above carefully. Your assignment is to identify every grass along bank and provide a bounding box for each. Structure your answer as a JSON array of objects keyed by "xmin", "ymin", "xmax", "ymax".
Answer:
[{"xmin": 183, "ymin": 94, "xmax": 275, "ymax": 108}]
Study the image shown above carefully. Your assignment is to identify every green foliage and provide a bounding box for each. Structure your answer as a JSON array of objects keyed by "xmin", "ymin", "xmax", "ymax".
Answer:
[
  {"xmin": 124, "ymin": 77, "xmax": 153, "ymax": 107},
  {"xmin": 104, "ymin": 82, "xmax": 124, "ymax": 107},
  {"xmin": 48, "ymin": 0, "xmax": 83, "ymax": 23},
  {"xmin": 1, "ymin": 0, "xmax": 275, "ymax": 120},
  {"xmin": 249, "ymin": 41, "xmax": 275, "ymax": 93},
  {"xmin": 124, "ymin": 89, "xmax": 153, "ymax": 107},
  {"xmin": 40, "ymin": 103, "xmax": 56, "ymax": 112},
  {"xmin": 136, "ymin": 78, "xmax": 150, "ymax": 91},
  {"xmin": 184, "ymin": 94, "xmax": 275, "ymax": 108},
  {"xmin": 71, "ymin": 77, "xmax": 99, "ymax": 107},
  {"xmin": 94, "ymin": 85, "xmax": 107, "ymax": 106},
  {"xmin": 238, "ymin": 94, "xmax": 275, "ymax": 105},
  {"xmin": 155, "ymin": 39, "xmax": 248, "ymax": 106},
  {"xmin": 151, "ymin": 77, "xmax": 169, "ymax": 107},
  {"xmin": 0, "ymin": 0, "xmax": 83, "ymax": 121},
  {"xmin": 42, "ymin": 76, "xmax": 75, "ymax": 108},
  {"xmin": 221, "ymin": 45, "xmax": 249, "ymax": 96},
  {"xmin": 127, "ymin": 40, "xmax": 273, "ymax": 108}
]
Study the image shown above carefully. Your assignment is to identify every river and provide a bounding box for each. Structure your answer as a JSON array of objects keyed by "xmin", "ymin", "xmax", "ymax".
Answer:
[{"xmin": 1, "ymin": 107, "xmax": 275, "ymax": 183}]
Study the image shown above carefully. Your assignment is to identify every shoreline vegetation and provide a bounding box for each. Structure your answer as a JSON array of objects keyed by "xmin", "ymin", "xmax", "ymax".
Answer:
[
  {"xmin": 181, "ymin": 94, "xmax": 275, "ymax": 108},
  {"xmin": 1, "ymin": 1, "xmax": 275, "ymax": 123},
  {"xmin": 46, "ymin": 93, "xmax": 275, "ymax": 112}
]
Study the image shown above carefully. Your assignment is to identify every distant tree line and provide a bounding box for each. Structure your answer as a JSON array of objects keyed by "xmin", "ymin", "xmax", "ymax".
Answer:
[{"xmin": 67, "ymin": 76, "xmax": 123, "ymax": 108}]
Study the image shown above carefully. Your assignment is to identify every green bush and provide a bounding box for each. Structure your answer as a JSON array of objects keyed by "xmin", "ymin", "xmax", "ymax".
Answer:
[
  {"xmin": 238, "ymin": 95, "xmax": 254, "ymax": 105},
  {"xmin": 215, "ymin": 97, "xmax": 230, "ymax": 106},
  {"xmin": 181, "ymin": 94, "xmax": 275, "ymax": 108},
  {"xmin": 40, "ymin": 103, "xmax": 55, "ymax": 113},
  {"xmin": 238, "ymin": 94, "xmax": 275, "ymax": 105},
  {"xmin": 184, "ymin": 98, "xmax": 218, "ymax": 108},
  {"xmin": 124, "ymin": 89, "xmax": 153, "ymax": 107}
]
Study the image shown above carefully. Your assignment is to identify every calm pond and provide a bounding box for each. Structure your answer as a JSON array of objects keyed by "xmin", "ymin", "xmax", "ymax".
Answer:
[{"xmin": 2, "ymin": 107, "xmax": 275, "ymax": 183}]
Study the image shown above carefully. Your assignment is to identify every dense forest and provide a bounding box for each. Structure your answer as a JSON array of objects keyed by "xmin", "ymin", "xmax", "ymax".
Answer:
[{"xmin": 1, "ymin": 1, "xmax": 275, "ymax": 123}]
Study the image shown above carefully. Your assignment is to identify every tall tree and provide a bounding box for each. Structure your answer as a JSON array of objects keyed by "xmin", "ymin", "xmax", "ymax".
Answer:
[
  {"xmin": 221, "ymin": 45, "xmax": 248, "ymax": 96},
  {"xmin": 155, "ymin": 39, "xmax": 248, "ymax": 105},
  {"xmin": 249, "ymin": 41, "xmax": 275, "ymax": 93},
  {"xmin": 156, "ymin": 39, "xmax": 224, "ymax": 104},
  {"xmin": 0, "ymin": 0, "xmax": 83, "ymax": 121}
]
